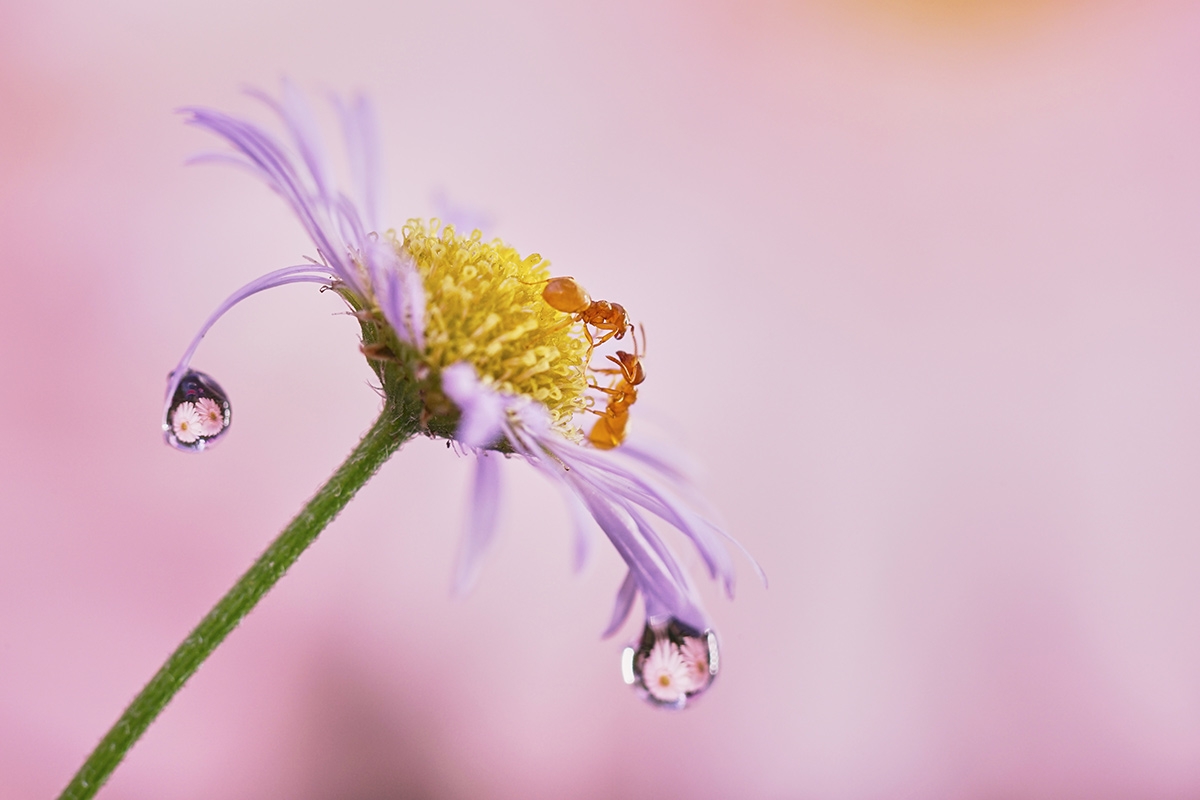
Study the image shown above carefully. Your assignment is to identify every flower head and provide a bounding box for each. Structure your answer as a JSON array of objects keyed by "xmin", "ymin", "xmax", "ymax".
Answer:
[
  {"xmin": 171, "ymin": 402, "xmax": 200, "ymax": 444},
  {"xmin": 194, "ymin": 397, "xmax": 226, "ymax": 437},
  {"xmin": 642, "ymin": 638, "xmax": 691, "ymax": 704},
  {"xmin": 165, "ymin": 84, "xmax": 760, "ymax": 705}
]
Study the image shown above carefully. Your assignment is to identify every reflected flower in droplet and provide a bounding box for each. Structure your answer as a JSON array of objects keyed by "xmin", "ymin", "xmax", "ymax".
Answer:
[
  {"xmin": 165, "ymin": 83, "xmax": 762, "ymax": 706},
  {"xmin": 194, "ymin": 396, "xmax": 225, "ymax": 437},
  {"xmin": 171, "ymin": 402, "xmax": 200, "ymax": 444},
  {"xmin": 642, "ymin": 638, "xmax": 690, "ymax": 704},
  {"xmin": 679, "ymin": 633, "xmax": 712, "ymax": 690},
  {"xmin": 624, "ymin": 617, "xmax": 718, "ymax": 709},
  {"xmin": 164, "ymin": 369, "xmax": 232, "ymax": 452}
]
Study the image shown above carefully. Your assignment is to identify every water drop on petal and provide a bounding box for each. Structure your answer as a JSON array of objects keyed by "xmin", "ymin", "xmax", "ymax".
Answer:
[
  {"xmin": 164, "ymin": 370, "xmax": 231, "ymax": 452},
  {"xmin": 622, "ymin": 617, "xmax": 718, "ymax": 709}
]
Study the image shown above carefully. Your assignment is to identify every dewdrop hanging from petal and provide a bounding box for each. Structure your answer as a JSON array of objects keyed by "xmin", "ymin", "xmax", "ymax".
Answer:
[
  {"xmin": 164, "ymin": 370, "xmax": 231, "ymax": 452},
  {"xmin": 622, "ymin": 618, "xmax": 719, "ymax": 709},
  {"xmin": 164, "ymin": 84, "xmax": 761, "ymax": 708}
]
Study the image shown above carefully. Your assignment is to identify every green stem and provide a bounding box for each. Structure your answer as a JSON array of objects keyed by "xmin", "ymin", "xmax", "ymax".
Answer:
[{"xmin": 58, "ymin": 404, "xmax": 416, "ymax": 800}]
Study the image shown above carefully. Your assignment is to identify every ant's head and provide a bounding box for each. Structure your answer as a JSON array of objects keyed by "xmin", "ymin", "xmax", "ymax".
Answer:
[{"xmin": 608, "ymin": 350, "xmax": 645, "ymax": 386}]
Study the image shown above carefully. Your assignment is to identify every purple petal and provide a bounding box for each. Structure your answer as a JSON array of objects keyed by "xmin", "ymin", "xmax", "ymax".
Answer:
[
  {"xmin": 552, "ymin": 441, "xmax": 738, "ymax": 593},
  {"xmin": 274, "ymin": 81, "xmax": 336, "ymax": 203},
  {"xmin": 438, "ymin": 365, "xmax": 749, "ymax": 633},
  {"xmin": 452, "ymin": 454, "xmax": 503, "ymax": 593},
  {"xmin": 367, "ymin": 239, "xmax": 425, "ymax": 350},
  {"xmin": 442, "ymin": 363, "xmax": 506, "ymax": 449},
  {"xmin": 602, "ymin": 569, "xmax": 638, "ymax": 638},
  {"xmin": 562, "ymin": 491, "xmax": 594, "ymax": 573},
  {"xmin": 336, "ymin": 94, "xmax": 382, "ymax": 230},
  {"xmin": 619, "ymin": 438, "xmax": 701, "ymax": 487},
  {"xmin": 182, "ymin": 87, "xmax": 430, "ymax": 357},
  {"xmin": 164, "ymin": 265, "xmax": 335, "ymax": 418},
  {"xmin": 564, "ymin": 476, "xmax": 704, "ymax": 631},
  {"xmin": 183, "ymin": 101, "xmax": 360, "ymax": 299}
]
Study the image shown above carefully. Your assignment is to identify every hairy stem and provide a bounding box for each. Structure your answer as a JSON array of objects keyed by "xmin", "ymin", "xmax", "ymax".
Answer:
[{"xmin": 59, "ymin": 404, "xmax": 416, "ymax": 800}]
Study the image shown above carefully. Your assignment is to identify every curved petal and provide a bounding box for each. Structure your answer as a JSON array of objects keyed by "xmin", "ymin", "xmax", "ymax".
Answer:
[
  {"xmin": 443, "ymin": 362, "xmax": 746, "ymax": 635},
  {"xmin": 550, "ymin": 440, "xmax": 738, "ymax": 594},
  {"xmin": 562, "ymin": 490, "xmax": 595, "ymax": 573},
  {"xmin": 181, "ymin": 86, "xmax": 429, "ymax": 343},
  {"xmin": 563, "ymin": 475, "xmax": 707, "ymax": 634},
  {"xmin": 452, "ymin": 453, "xmax": 503, "ymax": 594},
  {"xmin": 180, "ymin": 107, "xmax": 358, "ymax": 294},
  {"xmin": 602, "ymin": 569, "xmax": 639, "ymax": 638},
  {"xmin": 163, "ymin": 265, "xmax": 335, "ymax": 416}
]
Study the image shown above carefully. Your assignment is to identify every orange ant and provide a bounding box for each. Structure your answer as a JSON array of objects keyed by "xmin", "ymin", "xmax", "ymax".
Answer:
[
  {"xmin": 540, "ymin": 276, "xmax": 631, "ymax": 353},
  {"xmin": 586, "ymin": 327, "xmax": 645, "ymax": 450}
]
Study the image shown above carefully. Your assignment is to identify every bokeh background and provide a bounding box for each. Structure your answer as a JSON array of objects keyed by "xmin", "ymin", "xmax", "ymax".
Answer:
[{"xmin": 4, "ymin": 0, "xmax": 1200, "ymax": 797}]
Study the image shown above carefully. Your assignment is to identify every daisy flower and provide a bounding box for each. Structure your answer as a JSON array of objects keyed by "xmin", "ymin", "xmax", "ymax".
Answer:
[
  {"xmin": 623, "ymin": 616, "xmax": 719, "ymax": 708},
  {"xmin": 164, "ymin": 370, "xmax": 232, "ymax": 451},
  {"xmin": 639, "ymin": 638, "xmax": 691, "ymax": 705},
  {"xmin": 170, "ymin": 401, "xmax": 201, "ymax": 444},
  {"xmin": 63, "ymin": 82, "xmax": 766, "ymax": 800},
  {"xmin": 194, "ymin": 396, "xmax": 227, "ymax": 437},
  {"xmin": 164, "ymin": 82, "xmax": 760, "ymax": 703},
  {"xmin": 678, "ymin": 629, "xmax": 716, "ymax": 692}
]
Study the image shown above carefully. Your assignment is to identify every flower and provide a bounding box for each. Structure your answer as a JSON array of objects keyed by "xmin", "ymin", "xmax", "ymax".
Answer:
[
  {"xmin": 678, "ymin": 631, "xmax": 715, "ymax": 694},
  {"xmin": 441, "ymin": 363, "xmax": 745, "ymax": 637},
  {"xmin": 194, "ymin": 396, "xmax": 226, "ymax": 437},
  {"xmin": 166, "ymin": 84, "xmax": 760, "ymax": 694},
  {"xmin": 623, "ymin": 616, "xmax": 718, "ymax": 707},
  {"xmin": 641, "ymin": 638, "xmax": 692, "ymax": 704},
  {"xmin": 171, "ymin": 402, "xmax": 201, "ymax": 444}
]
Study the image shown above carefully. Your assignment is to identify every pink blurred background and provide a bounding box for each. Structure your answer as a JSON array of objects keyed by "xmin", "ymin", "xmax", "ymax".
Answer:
[{"xmin": 3, "ymin": 0, "xmax": 1200, "ymax": 797}]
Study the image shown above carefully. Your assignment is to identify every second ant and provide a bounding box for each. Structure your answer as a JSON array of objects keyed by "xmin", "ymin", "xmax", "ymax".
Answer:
[{"xmin": 586, "ymin": 328, "xmax": 645, "ymax": 450}]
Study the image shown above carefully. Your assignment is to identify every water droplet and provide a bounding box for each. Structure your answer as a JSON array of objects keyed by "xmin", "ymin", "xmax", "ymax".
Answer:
[
  {"xmin": 164, "ymin": 370, "xmax": 231, "ymax": 452},
  {"xmin": 622, "ymin": 617, "xmax": 718, "ymax": 709}
]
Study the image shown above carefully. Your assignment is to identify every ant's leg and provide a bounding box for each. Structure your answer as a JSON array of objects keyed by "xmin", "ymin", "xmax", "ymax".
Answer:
[
  {"xmin": 589, "ymin": 328, "xmax": 618, "ymax": 348},
  {"xmin": 580, "ymin": 324, "xmax": 602, "ymax": 364},
  {"xmin": 587, "ymin": 382, "xmax": 624, "ymax": 398}
]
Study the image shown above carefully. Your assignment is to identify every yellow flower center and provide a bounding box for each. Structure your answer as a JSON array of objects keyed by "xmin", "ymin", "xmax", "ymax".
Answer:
[{"xmin": 394, "ymin": 219, "xmax": 589, "ymax": 433}]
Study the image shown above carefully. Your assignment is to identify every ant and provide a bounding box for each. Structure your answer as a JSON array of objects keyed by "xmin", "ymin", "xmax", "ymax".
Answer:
[
  {"xmin": 586, "ymin": 327, "xmax": 645, "ymax": 450},
  {"xmin": 540, "ymin": 276, "xmax": 631, "ymax": 353}
]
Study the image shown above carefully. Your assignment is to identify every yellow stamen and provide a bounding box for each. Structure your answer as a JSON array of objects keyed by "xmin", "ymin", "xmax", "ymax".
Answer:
[{"xmin": 394, "ymin": 219, "xmax": 589, "ymax": 433}]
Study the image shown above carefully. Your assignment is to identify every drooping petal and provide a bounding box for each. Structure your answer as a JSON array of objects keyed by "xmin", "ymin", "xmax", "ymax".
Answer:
[
  {"xmin": 602, "ymin": 569, "xmax": 639, "ymax": 638},
  {"xmin": 549, "ymin": 440, "xmax": 736, "ymax": 592},
  {"xmin": 164, "ymin": 265, "xmax": 335, "ymax": 417},
  {"xmin": 561, "ymin": 490, "xmax": 595, "ymax": 573},
  {"xmin": 619, "ymin": 440, "xmax": 764, "ymax": 583},
  {"xmin": 619, "ymin": 437, "xmax": 702, "ymax": 488},
  {"xmin": 453, "ymin": 453, "xmax": 503, "ymax": 594},
  {"xmin": 562, "ymin": 475, "xmax": 707, "ymax": 634},
  {"xmin": 443, "ymin": 362, "xmax": 744, "ymax": 636}
]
